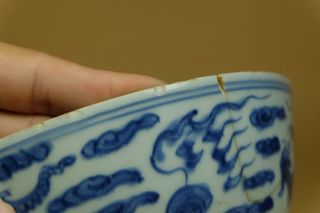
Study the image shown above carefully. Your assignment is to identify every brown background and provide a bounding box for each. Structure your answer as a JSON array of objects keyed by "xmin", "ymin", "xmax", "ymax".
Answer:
[{"xmin": 0, "ymin": 1, "xmax": 319, "ymax": 212}]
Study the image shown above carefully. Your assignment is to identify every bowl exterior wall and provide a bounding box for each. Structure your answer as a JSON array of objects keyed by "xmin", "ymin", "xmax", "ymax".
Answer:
[{"xmin": 0, "ymin": 72, "xmax": 293, "ymax": 213}]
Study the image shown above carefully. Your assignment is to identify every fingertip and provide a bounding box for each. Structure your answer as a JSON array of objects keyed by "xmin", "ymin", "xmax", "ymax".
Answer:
[
  {"xmin": 128, "ymin": 73, "xmax": 166, "ymax": 87},
  {"xmin": 139, "ymin": 75, "xmax": 166, "ymax": 86},
  {"xmin": 0, "ymin": 199, "xmax": 15, "ymax": 213},
  {"xmin": 117, "ymin": 72, "xmax": 165, "ymax": 87},
  {"xmin": 96, "ymin": 71, "xmax": 166, "ymax": 99}
]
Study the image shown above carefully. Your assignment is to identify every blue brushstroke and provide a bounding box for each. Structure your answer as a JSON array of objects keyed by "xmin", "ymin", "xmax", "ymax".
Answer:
[
  {"xmin": 151, "ymin": 95, "xmax": 268, "ymax": 182},
  {"xmin": 166, "ymin": 184, "xmax": 213, "ymax": 213},
  {"xmin": 250, "ymin": 106, "xmax": 286, "ymax": 130},
  {"xmin": 176, "ymin": 138, "xmax": 204, "ymax": 171},
  {"xmin": 211, "ymin": 128, "xmax": 249, "ymax": 174},
  {"xmin": 202, "ymin": 117, "xmax": 241, "ymax": 143},
  {"xmin": 279, "ymin": 146, "xmax": 292, "ymax": 200},
  {"xmin": 150, "ymin": 110, "xmax": 198, "ymax": 183},
  {"xmin": 82, "ymin": 113, "xmax": 159, "ymax": 159},
  {"xmin": 244, "ymin": 170, "xmax": 275, "ymax": 190},
  {"xmin": 153, "ymin": 110, "xmax": 197, "ymax": 162},
  {"xmin": 0, "ymin": 142, "xmax": 51, "ymax": 181},
  {"xmin": 2, "ymin": 155, "xmax": 75, "ymax": 213},
  {"xmin": 224, "ymin": 159, "xmax": 254, "ymax": 191},
  {"xmin": 47, "ymin": 169, "xmax": 144, "ymax": 213},
  {"xmin": 255, "ymin": 137, "xmax": 280, "ymax": 157},
  {"xmin": 95, "ymin": 191, "xmax": 159, "ymax": 213},
  {"xmin": 226, "ymin": 196, "xmax": 273, "ymax": 213}
]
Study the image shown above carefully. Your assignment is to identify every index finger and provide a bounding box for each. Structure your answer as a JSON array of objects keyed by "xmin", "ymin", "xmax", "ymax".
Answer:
[{"xmin": 0, "ymin": 42, "xmax": 163, "ymax": 116}]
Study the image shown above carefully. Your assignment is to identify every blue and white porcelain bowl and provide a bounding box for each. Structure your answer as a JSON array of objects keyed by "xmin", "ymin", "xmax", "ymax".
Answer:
[{"xmin": 0, "ymin": 72, "xmax": 293, "ymax": 213}]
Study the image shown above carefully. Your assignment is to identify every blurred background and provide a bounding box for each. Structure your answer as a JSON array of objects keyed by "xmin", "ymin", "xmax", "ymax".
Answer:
[{"xmin": 0, "ymin": 0, "xmax": 319, "ymax": 212}]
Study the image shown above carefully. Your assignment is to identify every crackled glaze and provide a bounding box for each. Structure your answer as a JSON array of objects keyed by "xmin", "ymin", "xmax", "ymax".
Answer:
[{"xmin": 0, "ymin": 72, "xmax": 293, "ymax": 212}]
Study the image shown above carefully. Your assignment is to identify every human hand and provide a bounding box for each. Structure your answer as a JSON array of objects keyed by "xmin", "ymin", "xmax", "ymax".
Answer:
[{"xmin": 0, "ymin": 42, "xmax": 163, "ymax": 212}]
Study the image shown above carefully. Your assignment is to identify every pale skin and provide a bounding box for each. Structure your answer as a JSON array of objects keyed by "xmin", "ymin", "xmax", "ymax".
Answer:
[{"xmin": 0, "ymin": 42, "xmax": 164, "ymax": 212}]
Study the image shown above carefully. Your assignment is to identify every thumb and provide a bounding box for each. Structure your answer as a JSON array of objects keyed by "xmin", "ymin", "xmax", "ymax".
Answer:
[{"xmin": 0, "ymin": 199, "xmax": 15, "ymax": 213}]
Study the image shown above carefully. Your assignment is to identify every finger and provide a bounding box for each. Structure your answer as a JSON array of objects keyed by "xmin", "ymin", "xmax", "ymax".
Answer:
[
  {"xmin": 0, "ymin": 199, "xmax": 15, "ymax": 213},
  {"xmin": 0, "ymin": 42, "xmax": 164, "ymax": 116},
  {"xmin": 0, "ymin": 109, "xmax": 50, "ymax": 138}
]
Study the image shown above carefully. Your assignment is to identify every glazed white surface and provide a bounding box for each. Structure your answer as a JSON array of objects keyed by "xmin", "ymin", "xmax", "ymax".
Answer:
[{"xmin": 0, "ymin": 72, "xmax": 292, "ymax": 213}]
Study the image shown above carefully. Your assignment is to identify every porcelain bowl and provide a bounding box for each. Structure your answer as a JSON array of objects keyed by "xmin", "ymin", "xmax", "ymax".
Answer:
[{"xmin": 0, "ymin": 72, "xmax": 293, "ymax": 213}]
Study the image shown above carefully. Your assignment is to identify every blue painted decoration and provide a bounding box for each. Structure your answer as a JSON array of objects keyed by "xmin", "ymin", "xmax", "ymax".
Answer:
[
  {"xmin": 243, "ymin": 170, "xmax": 275, "ymax": 190},
  {"xmin": 279, "ymin": 146, "xmax": 292, "ymax": 199},
  {"xmin": 151, "ymin": 95, "xmax": 268, "ymax": 181},
  {"xmin": 226, "ymin": 196, "xmax": 274, "ymax": 213},
  {"xmin": 224, "ymin": 159, "xmax": 254, "ymax": 191},
  {"xmin": 202, "ymin": 117, "xmax": 241, "ymax": 143},
  {"xmin": 2, "ymin": 155, "xmax": 75, "ymax": 213},
  {"xmin": 0, "ymin": 78, "xmax": 292, "ymax": 213},
  {"xmin": 0, "ymin": 142, "xmax": 51, "ymax": 181},
  {"xmin": 255, "ymin": 137, "xmax": 280, "ymax": 157},
  {"xmin": 250, "ymin": 106, "xmax": 286, "ymax": 130},
  {"xmin": 82, "ymin": 113, "xmax": 160, "ymax": 159},
  {"xmin": 176, "ymin": 138, "xmax": 204, "ymax": 171},
  {"xmin": 166, "ymin": 184, "xmax": 213, "ymax": 213},
  {"xmin": 47, "ymin": 169, "xmax": 144, "ymax": 213},
  {"xmin": 95, "ymin": 191, "xmax": 159, "ymax": 213},
  {"xmin": 211, "ymin": 128, "xmax": 250, "ymax": 174}
]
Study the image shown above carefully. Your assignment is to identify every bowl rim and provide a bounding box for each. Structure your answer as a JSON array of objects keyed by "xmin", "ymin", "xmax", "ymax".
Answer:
[{"xmin": 0, "ymin": 71, "xmax": 291, "ymax": 152}]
